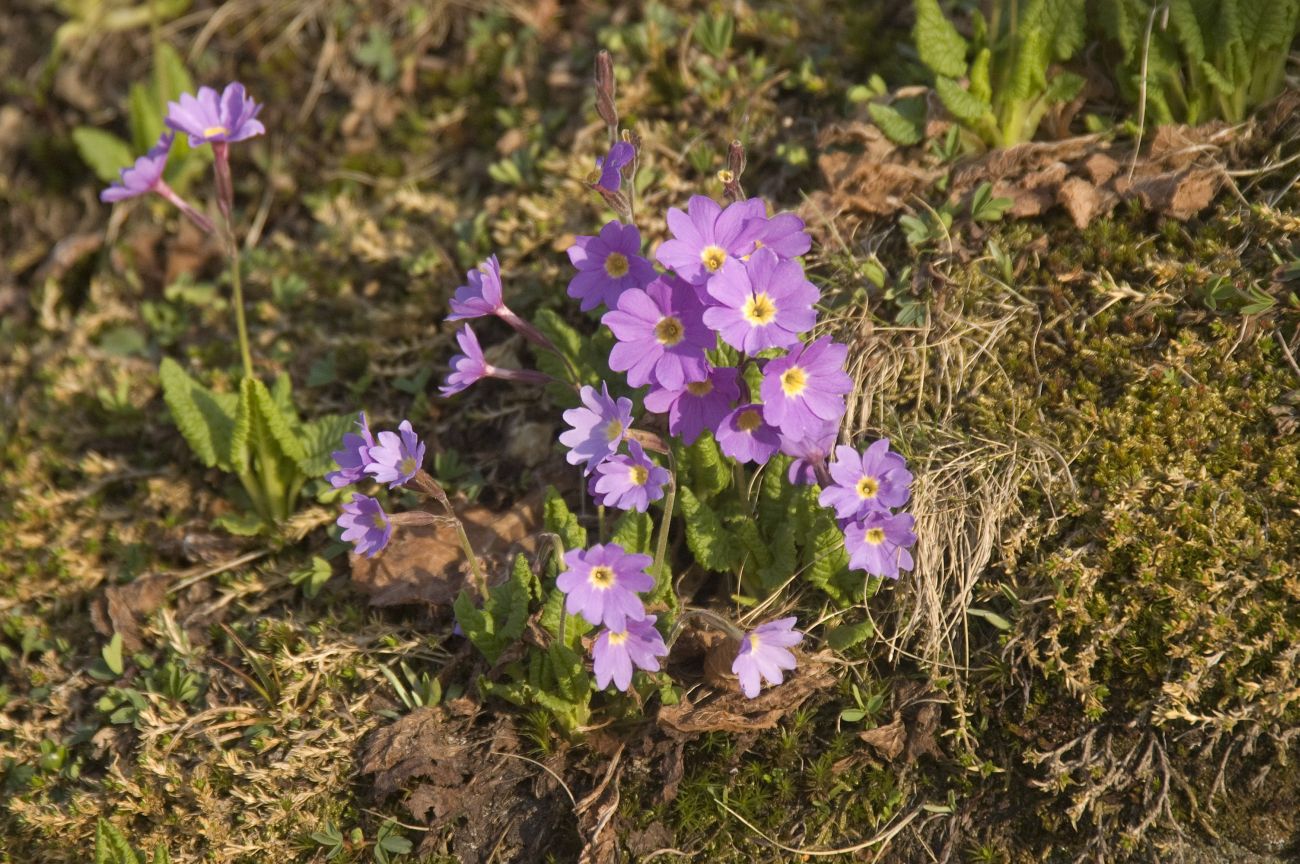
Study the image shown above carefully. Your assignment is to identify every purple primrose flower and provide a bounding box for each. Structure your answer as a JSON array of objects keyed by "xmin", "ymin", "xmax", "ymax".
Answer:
[
  {"xmin": 165, "ymin": 82, "xmax": 265, "ymax": 147},
  {"xmin": 591, "ymin": 615, "xmax": 668, "ymax": 692},
  {"xmin": 844, "ymin": 511, "xmax": 917, "ymax": 579},
  {"xmin": 738, "ymin": 199, "xmax": 812, "ymax": 260},
  {"xmin": 594, "ymin": 140, "xmax": 635, "ymax": 192},
  {"xmin": 716, "ymin": 403, "xmax": 782, "ymax": 465},
  {"xmin": 590, "ymin": 439, "xmax": 670, "ymax": 512},
  {"xmin": 703, "ymin": 248, "xmax": 819, "ymax": 353},
  {"xmin": 566, "ymin": 221, "xmax": 657, "ymax": 312},
  {"xmin": 447, "ymin": 255, "xmax": 507, "ymax": 321},
  {"xmin": 100, "ymin": 131, "xmax": 174, "ymax": 202},
  {"xmin": 603, "ymin": 275, "xmax": 713, "ymax": 389},
  {"xmin": 439, "ymin": 325, "xmax": 491, "ymax": 397},
  {"xmin": 337, "ymin": 494, "xmax": 392, "ymax": 558},
  {"xmin": 327, "ymin": 411, "xmax": 377, "ymax": 488},
  {"xmin": 760, "ymin": 336, "xmax": 853, "ymax": 441},
  {"xmin": 556, "ymin": 543, "xmax": 654, "ymax": 631},
  {"xmin": 642, "ymin": 365, "xmax": 740, "ymax": 446},
  {"xmin": 656, "ymin": 195, "xmax": 761, "ymax": 286},
  {"xmin": 818, "ymin": 440, "xmax": 912, "ymax": 521},
  {"xmin": 732, "ymin": 617, "xmax": 803, "ymax": 698},
  {"xmin": 366, "ymin": 420, "xmax": 426, "ymax": 489},
  {"xmin": 559, "ymin": 382, "xmax": 633, "ymax": 474},
  {"xmin": 781, "ymin": 417, "xmax": 840, "ymax": 485}
]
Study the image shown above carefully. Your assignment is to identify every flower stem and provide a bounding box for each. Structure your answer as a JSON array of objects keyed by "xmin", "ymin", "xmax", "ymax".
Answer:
[
  {"xmin": 225, "ymin": 227, "xmax": 255, "ymax": 381},
  {"xmin": 651, "ymin": 449, "xmax": 677, "ymax": 599}
]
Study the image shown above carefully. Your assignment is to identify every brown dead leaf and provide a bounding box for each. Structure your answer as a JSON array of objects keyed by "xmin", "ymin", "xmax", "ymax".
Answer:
[
  {"xmin": 657, "ymin": 651, "xmax": 836, "ymax": 734},
  {"xmin": 1118, "ymin": 167, "xmax": 1222, "ymax": 221},
  {"xmin": 351, "ymin": 492, "xmax": 541, "ymax": 607},
  {"xmin": 90, "ymin": 572, "xmax": 170, "ymax": 652},
  {"xmin": 858, "ymin": 714, "xmax": 907, "ymax": 761},
  {"xmin": 1058, "ymin": 177, "xmax": 1105, "ymax": 230}
]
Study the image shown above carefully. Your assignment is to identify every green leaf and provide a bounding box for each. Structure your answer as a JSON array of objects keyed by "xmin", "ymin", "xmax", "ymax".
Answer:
[
  {"xmin": 211, "ymin": 511, "xmax": 267, "ymax": 536},
  {"xmin": 73, "ymin": 127, "xmax": 135, "ymax": 184},
  {"xmin": 95, "ymin": 819, "xmax": 140, "ymax": 864},
  {"xmin": 289, "ymin": 556, "xmax": 333, "ymax": 599},
  {"xmin": 825, "ymin": 620, "xmax": 875, "ymax": 651},
  {"xmin": 678, "ymin": 487, "xmax": 741, "ymax": 573},
  {"xmin": 967, "ymin": 607, "xmax": 1013, "ymax": 631},
  {"xmin": 1006, "ymin": 26, "xmax": 1046, "ymax": 102},
  {"xmin": 935, "ymin": 75, "xmax": 992, "ymax": 123},
  {"xmin": 686, "ymin": 431, "xmax": 730, "ymax": 499},
  {"xmin": 151, "ymin": 844, "xmax": 171, "ymax": 864},
  {"xmin": 297, "ymin": 413, "xmax": 355, "ymax": 478},
  {"xmin": 151, "ymin": 41, "xmax": 193, "ymax": 104},
  {"xmin": 128, "ymin": 82, "xmax": 163, "ymax": 154},
  {"xmin": 158, "ymin": 358, "xmax": 239, "ymax": 471},
  {"xmin": 866, "ymin": 100, "xmax": 924, "ymax": 146},
  {"xmin": 102, "ymin": 633, "xmax": 124, "ymax": 676},
  {"xmin": 968, "ymin": 47, "xmax": 993, "ymax": 104},
  {"xmin": 610, "ymin": 510, "xmax": 654, "ymax": 555},
  {"xmin": 913, "ymin": 0, "xmax": 969, "ymax": 78},
  {"xmin": 547, "ymin": 642, "xmax": 590, "ymax": 703},
  {"xmin": 248, "ymin": 376, "xmax": 306, "ymax": 464},
  {"xmin": 543, "ymin": 487, "xmax": 587, "ymax": 552},
  {"xmin": 726, "ymin": 514, "xmax": 771, "ymax": 571},
  {"xmin": 1168, "ymin": 0, "xmax": 1207, "ymax": 62},
  {"xmin": 803, "ymin": 510, "xmax": 852, "ymax": 604}
]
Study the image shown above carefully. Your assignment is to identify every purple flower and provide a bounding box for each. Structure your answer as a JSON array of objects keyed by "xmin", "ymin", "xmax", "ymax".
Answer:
[
  {"xmin": 447, "ymin": 255, "xmax": 506, "ymax": 321},
  {"xmin": 760, "ymin": 337, "xmax": 853, "ymax": 441},
  {"xmin": 603, "ymin": 275, "xmax": 713, "ymax": 389},
  {"xmin": 440, "ymin": 325, "xmax": 491, "ymax": 397},
  {"xmin": 165, "ymin": 83, "xmax": 265, "ymax": 147},
  {"xmin": 643, "ymin": 366, "xmax": 740, "ymax": 445},
  {"xmin": 556, "ymin": 543, "xmax": 654, "ymax": 631},
  {"xmin": 366, "ymin": 420, "xmax": 426, "ymax": 489},
  {"xmin": 566, "ymin": 221, "xmax": 657, "ymax": 312},
  {"xmin": 327, "ymin": 411, "xmax": 377, "ymax": 488},
  {"xmin": 594, "ymin": 140, "xmax": 635, "ymax": 192},
  {"xmin": 732, "ymin": 617, "xmax": 803, "ymax": 698},
  {"xmin": 818, "ymin": 441, "xmax": 912, "ymax": 521},
  {"xmin": 590, "ymin": 439, "xmax": 670, "ymax": 512},
  {"xmin": 716, "ymin": 403, "xmax": 782, "ymax": 465},
  {"xmin": 559, "ymin": 382, "xmax": 633, "ymax": 474},
  {"xmin": 702, "ymin": 248, "xmax": 819, "ymax": 353},
  {"xmin": 844, "ymin": 511, "xmax": 917, "ymax": 579},
  {"xmin": 781, "ymin": 418, "xmax": 840, "ymax": 485},
  {"xmin": 656, "ymin": 195, "xmax": 762, "ymax": 286},
  {"xmin": 337, "ymin": 494, "xmax": 392, "ymax": 558},
  {"xmin": 737, "ymin": 199, "xmax": 812, "ymax": 260},
  {"xmin": 100, "ymin": 132, "xmax": 174, "ymax": 202},
  {"xmin": 591, "ymin": 615, "xmax": 668, "ymax": 691}
]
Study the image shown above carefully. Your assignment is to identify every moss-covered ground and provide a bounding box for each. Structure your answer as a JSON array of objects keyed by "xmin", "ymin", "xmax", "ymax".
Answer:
[{"xmin": 3, "ymin": 1, "xmax": 1300, "ymax": 861}]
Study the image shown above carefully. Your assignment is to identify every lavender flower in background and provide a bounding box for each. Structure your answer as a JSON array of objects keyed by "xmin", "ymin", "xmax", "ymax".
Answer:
[
  {"xmin": 594, "ymin": 140, "xmax": 635, "ymax": 192},
  {"xmin": 590, "ymin": 439, "xmax": 670, "ymax": 512},
  {"xmin": 603, "ymin": 275, "xmax": 713, "ymax": 389},
  {"xmin": 439, "ymin": 325, "xmax": 491, "ymax": 397},
  {"xmin": 818, "ymin": 440, "xmax": 913, "ymax": 521},
  {"xmin": 559, "ymin": 382, "xmax": 633, "ymax": 474},
  {"xmin": 844, "ymin": 511, "xmax": 917, "ymax": 579},
  {"xmin": 447, "ymin": 255, "xmax": 507, "ymax": 321},
  {"xmin": 782, "ymin": 417, "xmax": 840, "ymax": 485},
  {"xmin": 643, "ymin": 365, "xmax": 740, "ymax": 445},
  {"xmin": 566, "ymin": 221, "xmax": 657, "ymax": 311},
  {"xmin": 337, "ymin": 494, "xmax": 392, "ymax": 558},
  {"xmin": 738, "ymin": 199, "xmax": 812, "ymax": 260},
  {"xmin": 655, "ymin": 195, "xmax": 761, "ymax": 286},
  {"xmin": 165, "ymin": 83, "xmax": 265, "ymax": 146},
  {"xmin": 716, "ymin": 403, "xmax": 782, "ymax": 465},
  {"xmin": 99, "ymin": 131, "xmax": 215, "ymax": 234},
  {"xmin": 703, "ymin": 249, "xmax": 819, "ymax": 353},
  {"xmin": 759, "ymin": 336, "xmax": 852, "ymax": 441},
  {"xmin": 326, "ymin": 411, "xmax": 377, "ymax": 488},
  {"xmin": 732, "ymin": 617, "xmax": 803, "ymax": 698},
  {"xmin": 556, "ymin": 543, "xmax": 654, "ymax": 631},
  {"xmin": 366, "ymin": 420, "xmax": 426, "ymax": 489},
  {"xmin": 591, "ymin": 615, "xmax": 668, "ymax": 691}
]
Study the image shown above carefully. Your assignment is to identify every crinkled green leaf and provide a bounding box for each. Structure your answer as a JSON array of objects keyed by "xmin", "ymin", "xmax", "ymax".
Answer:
[
  {"xmin": 95, "ymin": 819, "xmax": 140, "ymax": 864},
  {"xmin": 913, "ymin": 0, "xmax": 968, "ymax": 78},
  {"xmin": 128, "ymin": 82, "xmax": 163, "ymax": 154},
  {"xmin": 935, "ymin": 76, "xmax": 992, "ymax": 123},
  {"xmin": 678, "ymin": 487, "xmax": 741, "ymax": 573},
  {"xmin": 826, "ymin": 620, "xmax": 875, "ymax": 651},
  {"xmin": 74, "ymin": 127, "xmax": 136, "ymax": 184},
  {"xmin": 158, "ymin": 358, "xmax": 239, "ymax": 470},
  {"xmin": 867, "ymin": 99, "xmax": 924, "ymax": 146},
  {"xmin": 803, "ymin": 510, "xmax": 852, "ymax": 604},
  {"xmin": 686, "ymin": 431, "xmax": 730, "ymax": 499},
  {"xmin": 610, "ymin": 510, "xmax": 654, "ymax": 555},
  {"xmin": 543, "ymin": 486, "xmax": 588, "ymax": 553},
  {"xmin": 297, "ymin": 413, "xmax": 355, "ymax": 478}
]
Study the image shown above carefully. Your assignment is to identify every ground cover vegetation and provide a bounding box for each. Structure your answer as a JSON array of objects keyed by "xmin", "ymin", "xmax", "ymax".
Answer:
[{"xmin": 2, "ymin": 1, "xmax": 1300, "ymax": 861}]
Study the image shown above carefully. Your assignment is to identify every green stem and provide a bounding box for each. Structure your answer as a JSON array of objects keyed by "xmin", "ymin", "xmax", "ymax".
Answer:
[
  {"xmin": 228, "ymin": 238, "xmax": 255, "ymax": 381},
  {"xmin": 651, "ymin": 450, "xmax": 678, "ymax": 599}
]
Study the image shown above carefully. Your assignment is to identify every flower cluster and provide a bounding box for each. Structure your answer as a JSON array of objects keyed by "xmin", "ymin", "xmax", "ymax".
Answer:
[
  {"xmin": 821, "ymin": 440, "xmax": 918, "ymax": 579},
  {"xmin": 328, "ymin": 413, "xmax": 427, "ymax": 558}
]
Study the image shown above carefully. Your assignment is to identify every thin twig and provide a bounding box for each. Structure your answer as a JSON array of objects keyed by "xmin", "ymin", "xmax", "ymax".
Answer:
[
  {"xmin": 711, "ymin": 796, "xmax": 920, "ymax": 857},
  {"xmin": 169, "ymin": 549, "xmax": 271, "ymax": 594},
  {"xmin": 489, "ymin": 750, "xmax": 576, "ymax": 807}
]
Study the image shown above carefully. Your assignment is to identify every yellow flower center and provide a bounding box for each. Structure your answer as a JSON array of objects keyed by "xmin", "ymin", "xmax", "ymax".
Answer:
[
  {"xmin": 400, "ymin": 456, "xmax": 418, "ymax": 476},
  {"xmin": 203, "ymin": 125, "xmax": 229, "ymax": 138},
  {"xmin": 604, "ymin": 252, "xmax": 630, "ymax": 278},
  {"xmin": 605, "ymin": 420, "xmax": 624, "ymax": 441},
  {"xmin": 856, "ymin": 476, "xmax": 880, "ymax": 500},
  {"xmin": 371, "ymin": 513, "xmax": 387, "ymax": 529},
  {"xmin": 747, "ymin": 634, "xmax": 762, "ymax": 651},
  {"xmin": 780, "ymin": 366, "xmax": 807, "ymax": 397},
  {"xmin": 686, "ymin": 380, "xmax": 714, "ymax": 397},
  {"xmin": 742, "ymin": 292, "xmax": 777, "ymax": 325},
  {"xmin": 588, "ymin": 565, "xmax": 616, "ymax": 589},
  {"xmin": 654, "ymin": 316, "xmax": 685, "ymax": 346},
  {"xmin": 865, "ymin": 527, "xmax": 886, "ymax": 545},
  {"xmin": 737, "ymin": 409, "xmax": 763, "ymax": 432},
  {"xmin": 629, "ymin": 464, "xmax": 649, "ymax": 485},
  {"xmin": 607, "ymin": 630, "xmax": 629, "ymax": 645},
  {"xmin": 700, "ymin": 245, "xmax": 727, "ymax": 272}
]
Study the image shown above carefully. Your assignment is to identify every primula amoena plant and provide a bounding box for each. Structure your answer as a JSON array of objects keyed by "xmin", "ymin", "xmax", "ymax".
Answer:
[
  {"xmin": 325, "ymin": 50, "xmax": 919, "ymax": 732},
  {"xmin": 100, "ymin": 82, "xmax": 353, "ymax": 535}
]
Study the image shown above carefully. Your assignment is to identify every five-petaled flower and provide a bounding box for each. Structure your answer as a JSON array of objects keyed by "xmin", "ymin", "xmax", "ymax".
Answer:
[
  {"xmin": 590, "ymin": 439, "xmax": 670, "ymax": 512},
  {"xmin": 447, "ymin": 255, "xmax": 508, "ymax": 321},
  {"xmin": 716, "ymin": 403, "xmax": 782, "ymax": 465},
  {"xmin": 327, "ymin": 412, "xmax": 377, "ymax": 488},
  {"xmin": 366, "ymin": 420, "xmax": 426, "ymax": 489},
  {"xmin": 759, "ymin": 336, "xmax": 853, "ymax": 441},
  {"xmin": 594, "ymin": 140, "xmax": 635, "ymax": 192},
  {"xmin": 603, "ymin": 275, "xmax": 713, "ymax": 389},
  {"xmin": 643, "ymin": 365, "xmax": 740, "ymax": 446},
  {"xmin": 703, "ymin": 248, "xmax": 818, "ymax": 354},
  {"xmin": 440, "ymin": 325, "xmax": 491, "ymax": 397},
  {"xmin": 165, "ymin": 82, "xmax": 265, "ymax": 147},
  {"xmin": 556, "ymin": 543, "xmax": 654, "ymax": 631},
  {"xmin": 559, "ymin": 382, "xmax": 634, "ymax": 474},
  {"xmin": 655, "ymin": 195, "xmax": 761, "ymax": 287},
  {"xmin": 818, "ymin": 440, "xmax": 913, "ymax": 521},
  {"xmin": 732, "ymin": 617, "xmax": 803, "ymax": 698},
  {"xmin": 566, "ymin": 221, "xmax": 657, "ymax": 312},
  {"xmin": 337, "ymin": 494, "xmax": 392, "ymax": 558},
  {"xmin": 591, "ymin": 615, "xmax": 668, "ymax": 692},
  {"xmin": 844, "ymin": 511, "xmax": 917, "ymax": 579}
]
